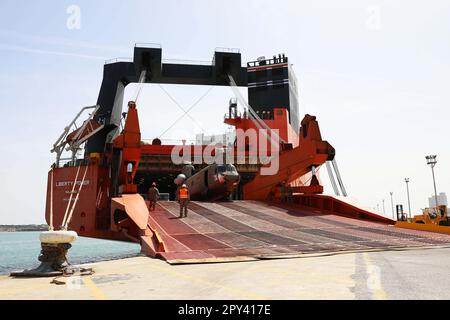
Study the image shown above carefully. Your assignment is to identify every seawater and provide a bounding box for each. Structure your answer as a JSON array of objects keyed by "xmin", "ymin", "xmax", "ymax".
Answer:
[{"xmin": 0, "ymin": 232, "xmax": 141, "ymax": 274}]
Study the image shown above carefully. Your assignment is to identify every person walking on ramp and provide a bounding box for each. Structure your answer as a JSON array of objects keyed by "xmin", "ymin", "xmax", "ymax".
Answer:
[
  {"xmin": 178, "ymin": 184, "xmax": 190, "ymax": 218},
  {"xmin": 147, "ymin": 182, "xmax": 160, "ymax": 211}
]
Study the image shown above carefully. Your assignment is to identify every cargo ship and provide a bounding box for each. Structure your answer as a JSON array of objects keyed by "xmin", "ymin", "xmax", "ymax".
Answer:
[{"xmin": 45, "ymin": 44, "xmax": 448, "ymax": 264}]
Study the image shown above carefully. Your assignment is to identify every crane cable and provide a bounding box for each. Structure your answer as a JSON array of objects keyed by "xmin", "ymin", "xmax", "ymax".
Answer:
[
  {"xmin": 158, "ymin": 84, "xmax": 207, "ymax": 133},
  {"xmin": 134, "ymin": 70, "xmax": 147, "ymax": 103},
  {"xmin": 227, "ymin": 74, "xmax": 270, "ymax": 132},
  {"xmin": 158, "ymin": 86, "xmax": 215, "ymax": 139},
  {"xmin": 227, "ymin": 74, "xmax": 286, "ymax": 147},
  {"xmin": 119, "ymin": 70, "xmax": 147, "ymax": 132}
]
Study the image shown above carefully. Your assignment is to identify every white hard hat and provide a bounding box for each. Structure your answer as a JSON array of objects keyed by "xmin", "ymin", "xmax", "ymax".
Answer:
[{"xmin": 182, "ymin": 184, "xmax": 187, "ymax": 188}]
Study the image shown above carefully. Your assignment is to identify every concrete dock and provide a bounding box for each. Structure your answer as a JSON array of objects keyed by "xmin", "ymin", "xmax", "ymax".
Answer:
[{"xmin": 2, "ymin": 246, "xmax": 450, "ymax": 300}]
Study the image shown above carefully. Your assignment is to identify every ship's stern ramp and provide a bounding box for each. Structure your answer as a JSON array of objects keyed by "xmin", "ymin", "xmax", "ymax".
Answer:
[
  {"xmin": 144, "ymin": 200, "xmax": 450, "ymax": 264},
  {"xmin": 111, "ymin": 194, "xmax": 165, "ymax": 255}
]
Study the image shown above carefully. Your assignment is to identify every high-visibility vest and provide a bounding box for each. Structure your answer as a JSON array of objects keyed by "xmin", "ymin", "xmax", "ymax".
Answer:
[{"xmin": 179, "ymin": 188, "xmax": 189, "ymax": 199}]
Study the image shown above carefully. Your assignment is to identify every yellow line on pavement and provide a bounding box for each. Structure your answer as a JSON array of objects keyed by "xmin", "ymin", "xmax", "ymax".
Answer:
[
  {"xmin": 147, "ymin": 261, "xmax": 271, "ymax": 299},
  {"xmin": 82, "ymin": 277, "xmax": 107, "ymax": 300},
  {"xmin": 362, "ymin": 252, "xmax": 387, "ymax": 300}
]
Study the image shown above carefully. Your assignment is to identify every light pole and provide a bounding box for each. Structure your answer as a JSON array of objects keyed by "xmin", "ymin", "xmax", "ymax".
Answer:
[
  {"xmin": 390, "ymin": 192, "xmax": 394, "ymax": 220},
  {"xmin": 425, "ymin": 155, "xmax": 439, "ymax": 208},
  {"xmin": 405, "ymin": 178, "xmax": 411, "ymax": 218},
  {"xmin": 382, "ymin": 199, "xmax": 385, "ymax": 215}
]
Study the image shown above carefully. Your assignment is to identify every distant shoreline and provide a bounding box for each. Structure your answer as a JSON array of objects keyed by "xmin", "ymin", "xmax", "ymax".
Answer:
[{"xmin": 0, "ymin": 225, "xmax": 48, "ymax": 232}]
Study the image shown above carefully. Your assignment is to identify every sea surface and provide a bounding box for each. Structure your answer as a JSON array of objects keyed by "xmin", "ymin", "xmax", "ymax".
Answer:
[{"xmin": 0, "ymin": 232, "xmax": 141, "ymax": 274}]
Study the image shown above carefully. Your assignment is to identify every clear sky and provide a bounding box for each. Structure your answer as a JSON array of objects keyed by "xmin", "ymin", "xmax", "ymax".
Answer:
[{"xmin": 0, "ymin": 0, "xmax": 449, "ymax": 224}]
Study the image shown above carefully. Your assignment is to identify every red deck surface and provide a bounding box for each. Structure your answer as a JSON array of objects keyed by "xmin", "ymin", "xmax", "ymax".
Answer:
[{"xmin": 146, "ymin": 200, "xmax": 450, "ymax": 263}]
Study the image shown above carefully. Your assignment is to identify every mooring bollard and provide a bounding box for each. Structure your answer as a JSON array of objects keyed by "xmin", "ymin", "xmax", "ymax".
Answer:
[{"xmin": 10, "ymin": 230, "xmax": 78, "ymax": 277}]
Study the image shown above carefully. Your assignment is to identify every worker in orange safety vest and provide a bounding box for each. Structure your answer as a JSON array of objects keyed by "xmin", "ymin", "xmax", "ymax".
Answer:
[{"xmin": 177, "ymin": 184, "xmax": 190, "ymax": 218}]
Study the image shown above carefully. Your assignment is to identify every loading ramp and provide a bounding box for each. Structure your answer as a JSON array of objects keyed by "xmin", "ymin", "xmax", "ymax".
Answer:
[{"xmin": 141, "ymin": 200, "xmax": 450, "ymax": 264}]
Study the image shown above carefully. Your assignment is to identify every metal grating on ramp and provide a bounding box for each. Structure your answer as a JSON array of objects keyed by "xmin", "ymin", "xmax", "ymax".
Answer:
[{"xmin": 145, "ymin": 200, "xmax": 450, "ymax": 263}]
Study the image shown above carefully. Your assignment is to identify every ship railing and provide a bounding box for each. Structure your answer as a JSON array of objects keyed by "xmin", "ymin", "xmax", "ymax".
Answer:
[
  {"xmin": 51, "ymin": 105, "xmax": 102, "ymax": 167},
  {"xmin": 141, "ymin": 138, "xmax": 197, "ymax": 146},
  {"xmin": 215, "ymin": 47, "xmax": 240, "ymax": 54},
  {"xmin": 135, "ymin": 42, "xmax": 162, "ymax": 49},
  {"xmin": 104, "ymin": 57, "xmax": 133, "ymax": 65},
  {"xmin": 162, "ymin": 58, "xmax": 212, "ymax": 66},
  {"xmin": 225, "ymin": 110, "xmax": 273, "ymax": 120},
  {"xmin": 56, "ymin": 157, "xmax": 90, "ymax": 168},
  {"xmin": 224, "ymin": 111, "xmax": 242, "ymax": 119},
  {"xmin": 211, "ymin": 47, "xmax": 240, "ymax": 66},
  {"xmin": 247, "ymin": 56, "xmax": 288, "ymax": 68},
  {"xmin": 142, "ymin": 136, "xmax": 236, "ymax": 147}
]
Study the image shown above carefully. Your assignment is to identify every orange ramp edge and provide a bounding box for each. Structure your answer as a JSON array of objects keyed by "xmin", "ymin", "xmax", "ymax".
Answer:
[
  {"xmin": 121, "ymin": 194, "xmax": 150, "ymax": 229},
  {"xmin": 112, "ymin": 194, "xmax": 166, "ymax": 257},
  {"xmin": 395, "ymin": 221, "xmax": 450, "ymax": 235}
]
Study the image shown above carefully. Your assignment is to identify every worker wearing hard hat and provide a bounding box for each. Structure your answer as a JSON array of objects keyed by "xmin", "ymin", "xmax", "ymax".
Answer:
[
  {"xmin": 147, "ymin": 182, "xmax": 160, "ymax": 211},
  {"xmin": 177, "ymin": 184, "xmax": 190, "ymax": 218}
]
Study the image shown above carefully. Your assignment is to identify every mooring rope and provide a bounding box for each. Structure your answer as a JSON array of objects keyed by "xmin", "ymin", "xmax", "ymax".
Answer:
[
  {"xmin": 49, "ymin": 169, "xmax": 54, "ymax": 231},
  {"xmin": 60, "ymin": 164, "xmax": 82, "ymax": 229},
  {"xmin": 62, "ymin": 165, "xmax": 89, "ymax": 230}
]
